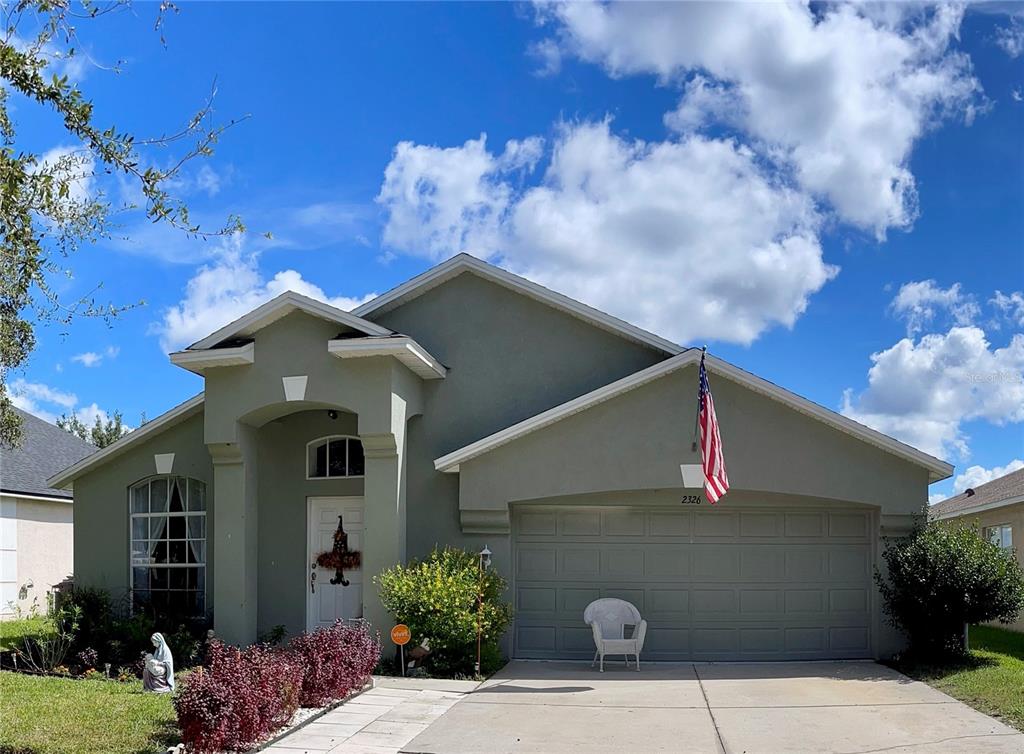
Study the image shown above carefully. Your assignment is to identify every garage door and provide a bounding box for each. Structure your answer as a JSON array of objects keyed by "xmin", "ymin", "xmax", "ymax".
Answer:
[{"xmin": 512, "ymin": 505, "xmax": 875, "ymax": 661}]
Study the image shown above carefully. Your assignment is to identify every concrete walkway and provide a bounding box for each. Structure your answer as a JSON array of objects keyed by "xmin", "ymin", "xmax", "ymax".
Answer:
[
  {"xmin": 403, "ymin": 660, "xmax": 1024, "ymax": 753},
  {"xmin": 262, "ymin": 676, "xmax": 480, "ymax": 754}
]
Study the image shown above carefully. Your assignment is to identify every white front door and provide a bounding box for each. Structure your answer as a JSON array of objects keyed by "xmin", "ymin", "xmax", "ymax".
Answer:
[{"xmin": 306, "ymin": 497, "xmax": 364, "ymax": 631}]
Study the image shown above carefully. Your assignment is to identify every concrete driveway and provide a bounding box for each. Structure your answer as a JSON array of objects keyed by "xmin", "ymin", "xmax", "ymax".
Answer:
[{"xmin": 403, "ymin": 660, "xmax": 1024, "ymax": 754}]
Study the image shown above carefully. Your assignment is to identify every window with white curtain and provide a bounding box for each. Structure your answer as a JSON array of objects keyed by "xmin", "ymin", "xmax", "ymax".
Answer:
[
  {"xmin": 306, "ymin": 436, "xmax": 365, "ymax": 479},
  {"xmin": 130, "ymin": 476, "xmax": 206, "ymax": 616}
]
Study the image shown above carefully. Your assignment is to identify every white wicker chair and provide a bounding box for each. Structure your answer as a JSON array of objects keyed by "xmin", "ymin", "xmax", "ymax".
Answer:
[{"xmin": 583, "ymin": 598, "xmax": 647, "ymax": 672}]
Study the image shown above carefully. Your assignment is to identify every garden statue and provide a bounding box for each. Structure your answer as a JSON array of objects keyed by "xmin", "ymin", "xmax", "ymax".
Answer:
[{"xmin": 142, "ymin": 633, "xmax": 175, "ymax": 693}]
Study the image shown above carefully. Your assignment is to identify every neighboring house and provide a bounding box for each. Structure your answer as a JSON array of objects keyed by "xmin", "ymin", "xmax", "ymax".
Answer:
[
  {"xmin": 48, "ymin": 254, "xmax": 953, "ymax": 661},
  {"xmin": 1, "ymin": 409, "xmax": 95, "ymax": 618},
  {"xmin": 930, "ymin": 468, "xmax": 1024, "ymax": 632}
]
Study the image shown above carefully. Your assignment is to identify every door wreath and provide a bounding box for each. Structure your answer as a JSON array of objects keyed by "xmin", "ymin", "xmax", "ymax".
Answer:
[{"xmin": 314, "ymin": 514, "xmax": 361, "ymax": 586}]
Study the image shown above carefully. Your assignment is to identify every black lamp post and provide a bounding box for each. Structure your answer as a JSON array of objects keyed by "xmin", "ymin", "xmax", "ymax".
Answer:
[{"xmin": 474, "ymin": 545, "xmax": 492, "ymax": 676}]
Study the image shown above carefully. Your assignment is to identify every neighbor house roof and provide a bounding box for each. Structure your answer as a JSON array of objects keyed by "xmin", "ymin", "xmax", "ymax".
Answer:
[
  {"xmin": 930, "ymin": 467, "xmax": 1024, "ymax": 520},
  {"xmin": 2, "ymin": 409, "xmax": 95, "ymax": 501},
  {"xmin": 353, "ymin": 253, "xmax": 683, "ymax": 356},
  {"xmin": 187, "ymin": 290, "xmax": 393, "ymax": 351},
  {"xmin": 47, "ymin": 394, "xmax": 204, "ymax": 491},
  {"xmin": 433, "ymin": 349, "xmax": 954, "ymax": 482}
]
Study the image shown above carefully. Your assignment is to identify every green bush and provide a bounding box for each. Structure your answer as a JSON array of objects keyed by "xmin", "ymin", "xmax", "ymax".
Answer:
[
  {"xmin": 876, "ymin": 522, "xmax": 1024, "ymax": 659},
  {"xmin": 375, "ymin": 547, "xmax": 512, "ymax": 677}
]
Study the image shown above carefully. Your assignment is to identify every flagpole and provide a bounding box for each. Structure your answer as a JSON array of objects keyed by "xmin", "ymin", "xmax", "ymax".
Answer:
[{"xmin": 691, "ymin": 345, "xmax": 707, "ymax": 452}]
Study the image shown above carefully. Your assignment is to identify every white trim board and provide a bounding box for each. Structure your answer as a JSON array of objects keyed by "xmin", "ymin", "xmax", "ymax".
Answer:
[
  {"xmin": 170, "ymin": 342, "xmax": 255, "ymax": 374},
  {"xmin": 433, "ymin": 350, "xmax": 953, "ymax": 482},
  {"xmin": 47, "ymin": 394, "xmax": 205, "ymax": 490},
  {"xmin": 189, "ymin": 291, "xmax": 391, "ymax": 351},
  {"xmin": 327, "ymin": 337, "xmax": 447, "ymax": 380},
  {"xmin": 930, "ymin": 494, "xmax": 1024, "ymax": 521},
  {"xmin": 0, "ymin": 491, "xmax": 74, "ymax": 505},
  {"xmin": 354, "ymin": 254, "xmax": 682, "ymax": 356}
]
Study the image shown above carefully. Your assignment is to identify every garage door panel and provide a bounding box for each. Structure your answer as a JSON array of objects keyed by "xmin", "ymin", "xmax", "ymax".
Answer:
[
  {"xmin": 604, "ymin": 510, "xmax": 646, "ymax": 536},
  {"xmin": 513, "ymin": 505, "xmax": 875, "ymax": 661},
  {"xmin": 562, "ymin": 511, "xmax": 601, "ymax": 536},
  {"xmin": 648, "ymin": 588, "xmax": 689, "ymax": 615},
  {"xmin": 604, "ymin": 549, "xmax": 644, "ymax": 577},
  {"xmin": 740, "ymin": 512, "xmax": 782, "ymax": 537},
  {"xmin": 694, "ymin": 512, "xmax": 738, "ymax": 538},
  {"xmin": 648, "ymin": 511, "xmax": 690, "ymax": 536}
]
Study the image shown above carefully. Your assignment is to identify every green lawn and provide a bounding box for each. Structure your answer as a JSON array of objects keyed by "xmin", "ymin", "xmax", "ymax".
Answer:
[
  {"xmin": 0, "ymin": 616, "xmax": 53, "ymax": 653},
  {"xmin": 0, "ymin": 671, "xmax": 178, "ymax": 754},
  {"xmin": 892, "ymin": 625, "xmax": 1024, "ymax": 732}
]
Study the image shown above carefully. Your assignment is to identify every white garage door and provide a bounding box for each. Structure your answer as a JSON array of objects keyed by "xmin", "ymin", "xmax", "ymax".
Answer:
[{"xmin": 512, "ymin": 505, "xmax": 875, "ymax": 661}]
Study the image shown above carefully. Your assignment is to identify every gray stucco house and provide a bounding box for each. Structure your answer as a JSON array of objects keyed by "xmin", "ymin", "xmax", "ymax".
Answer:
[{"xmin": 49, "ymin": 254, "xmax": 953, "ymax": 660}]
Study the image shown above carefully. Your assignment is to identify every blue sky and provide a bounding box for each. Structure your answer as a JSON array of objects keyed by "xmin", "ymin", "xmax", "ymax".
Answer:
[{"xmin": 10, "ymin": 2, "xmax": 1024, "ymax": 501}]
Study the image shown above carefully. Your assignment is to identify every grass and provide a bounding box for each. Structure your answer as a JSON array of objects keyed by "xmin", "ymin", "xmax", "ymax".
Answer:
[
  {"xmin": 0, "ymin": 617, "xmax": 53, "ymax": 653},
  {"xmin": 0, "ymin": 671, "xmax": 177, "ymax": 754},
  {"xmin": 891, "ymin": 625, "xmax": 1024, "ymax": 732}
]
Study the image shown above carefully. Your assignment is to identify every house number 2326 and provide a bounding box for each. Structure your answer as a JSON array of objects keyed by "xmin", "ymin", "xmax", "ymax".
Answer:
[{"xmin": 680, "ymin": 495, "xmax": 702, "ymax": 505}]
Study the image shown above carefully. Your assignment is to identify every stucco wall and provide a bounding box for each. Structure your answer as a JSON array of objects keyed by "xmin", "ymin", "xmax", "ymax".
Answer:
[
  {"xmin": 256, "ymin": 409, "xmax": 363, "ymax": 638},
  {"xmin": 370, "ymin": 271, "xmax": 668, "ymax": 561},
  {"xmin": 458, "ymin": 365, "xmax": 930, "ymax": 515},
  {"xmin": 0, "ymin": 495, "xmax": 73, "ymax": 617},
  {"xmin": 946, "ymin": 502, "xmax": 1024, "ymax": 632},
  {"xmin": 72, "ymin": 411, "xmax": 214, "ymax": 606}
]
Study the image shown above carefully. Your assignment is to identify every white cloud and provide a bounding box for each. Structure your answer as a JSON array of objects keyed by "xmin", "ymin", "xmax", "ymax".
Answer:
[
  {"xmin": 71, "ymin": 352, "xmax": 103, "ymax": 368},
  {"xmin": 378, "ymin": 121, "xmax": 836, "ymax": 345},
  {"xmin": 890, "ymin": 280, "xmax": 979, "ymax": 335},
  {"xmin": 195, "ymin": 165, "xmax": 222, "ymax": 197},
  {"xmin": 154, "ymin": 234, "xmax": 376, "ymax": 352},
  {"xmin": 8, "ymin": 378, "xmax": 115, "ymax": 429},
  {"xmin": 952, "ymin": 459, "xmax": 1024, "ymax": 495},
  {"xmin": 539, "ymin": 1, "xmax": 981, "ymax": 238},
  {"xmin": 995, "ymin": 18, "xmax": 1024, "ymax": 58},
  {"xmin": 377, "ymin": 135, "xmax": 542, "ymax": 260},
  {"xmin": 528, "ymin": 38, "xmax": 562, "ymax": 77},
  {"xmin": 991, "ymin": 290, "xmax": 1024, "ymax": 328},
  {"xmin": 841, "ymin": 326, "xmax": 1024, "ymax": 460},
  {"xmin": 36, "ymin": 145, "xmax": 94, "ymax": 205},
  {"xmin": 69, "ymin": 345, "xmax": 119, "ymax": 368}
]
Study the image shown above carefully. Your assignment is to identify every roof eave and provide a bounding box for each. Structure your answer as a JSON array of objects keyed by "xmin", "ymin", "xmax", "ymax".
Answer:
[
  {"xmin": 354, "ymin": 254, "xmax": 683, "ymax": 357},
  {"xmin": 189, "ymin": 291, "xmax": 391, "ymax": 351},
  {"xmin": 433, "ymin": 351, "xmax": 954, "ymax": 482},
  {"xmin": 47, "ymin": 394, "xmax": 205, "ymax": 490},
  {"xmin": 931, "ymin": 494, "xmax": 1024, "ymax": 521}
]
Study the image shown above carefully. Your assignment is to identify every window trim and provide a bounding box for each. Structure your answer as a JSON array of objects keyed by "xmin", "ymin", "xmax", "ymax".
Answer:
[
  {"xmin": 127, "ymin": 475, "xmax": 208, "ymax": 617},
  {"xmin": 983, "ymin": 523, "xmax": 1013, "ymax": 551},
  {"xmin": 305, "ymin": 435, "xmax": 365, "ymax": 480}
]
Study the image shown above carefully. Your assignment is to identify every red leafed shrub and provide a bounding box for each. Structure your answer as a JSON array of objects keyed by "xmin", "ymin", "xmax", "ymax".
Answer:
[
  {"xmin": 175, "ymin": 640, "xmax": 304, "ymax": 753},
  {"xmin": 175, "ymin": 624, "xmax": 379, "ymax": 753},
  {"xmin": 291, "ymin": 621, "xmax": 381, "ymax": 707}
]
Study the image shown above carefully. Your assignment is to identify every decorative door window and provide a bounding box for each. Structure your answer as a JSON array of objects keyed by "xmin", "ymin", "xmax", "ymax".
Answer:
[{"xmin": 307, "ymin": 436, "xmax": 365, "ymax": 479}]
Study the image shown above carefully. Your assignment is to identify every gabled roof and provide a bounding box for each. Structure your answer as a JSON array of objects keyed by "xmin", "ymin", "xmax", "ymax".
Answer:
[
  {"xmin": 930, "ymin": 467, "xmax": 1024, "ymax": 520},
  {"xmin": 353, "ymin": 253, "xmax": 683, "ymax": 356},
  {"xmin": 188, "ymin": 291, "xmax": 392, "ymax": 351},
  {"xmin": 2, "ymin": 409, "xmax": 95, "ymax": 500},
  {"xmin": 47, "ymin": 394, "xmax": 204, "ymax": 490},
  {"xmin": 433, "ymin": 350, "xmax": 954, "ymax": 482}
]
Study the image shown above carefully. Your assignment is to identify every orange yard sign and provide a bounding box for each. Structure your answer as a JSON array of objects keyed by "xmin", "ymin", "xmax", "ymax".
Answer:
[{"xmin": 391, "ymin": 624, "xmax": 411, "ymax": 646}]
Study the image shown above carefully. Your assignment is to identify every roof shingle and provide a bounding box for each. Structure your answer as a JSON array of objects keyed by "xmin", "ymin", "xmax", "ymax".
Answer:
[
  {"xmin": 0, "ymin": 409, "xmax": 96, "ymax": 500},
  {"xmin": 930, "ymin": 467, "xmax": 1024, "ymax": 518}
]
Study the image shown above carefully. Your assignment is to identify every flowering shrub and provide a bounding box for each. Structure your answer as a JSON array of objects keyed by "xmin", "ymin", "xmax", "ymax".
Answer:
[
  {"xmin": 376, "ymin": 547, "xmax": 512, "ymax": 676},
  {"xmin": 175, "ymin": 623, "xmax": 380, "ymax": 753},
  {"xmin": 292, "ymin": 621, "xmax": 380, "ymax": 706}
]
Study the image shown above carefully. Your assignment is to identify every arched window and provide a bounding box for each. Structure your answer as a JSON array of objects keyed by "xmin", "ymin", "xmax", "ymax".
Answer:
[
  {"xmin": 130, "ymin": 476, "xmax": 206, "ymax": 616},
  {"xmin": 307, "ymin": 435, "xmax": 365, "ymax": 479}
]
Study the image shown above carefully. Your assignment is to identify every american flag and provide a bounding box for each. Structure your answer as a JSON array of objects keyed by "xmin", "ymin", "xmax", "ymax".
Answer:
[{"xmin": 697, "ymin": 352, "xmax": 729, "ymax": 503}]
